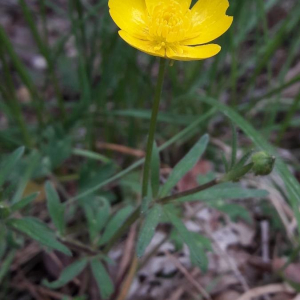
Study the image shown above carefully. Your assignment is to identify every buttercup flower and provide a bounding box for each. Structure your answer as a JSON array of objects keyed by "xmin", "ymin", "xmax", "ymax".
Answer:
[{"xmin": 109, "ymin": 0, "xmax": 233, "ymax": 61}]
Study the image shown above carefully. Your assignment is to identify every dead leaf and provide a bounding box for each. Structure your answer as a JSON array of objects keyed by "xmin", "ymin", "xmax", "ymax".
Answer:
[
  {"xmin": 177, "ymin": 160, "xmax": 212, "ymax": 192},
  {"xmin": 214, "ymin": 290, "xmax": 241, "ymax": 300}
]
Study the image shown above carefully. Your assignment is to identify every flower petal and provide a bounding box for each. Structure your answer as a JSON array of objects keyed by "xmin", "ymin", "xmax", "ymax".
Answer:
[
  {"xmin": 118, "ymin": 30, "xmax": 165, "ymax": 58},
  {"xmin": 109, "ymin": 0, "xmax": 148, "ymax": 38},
  {"xmin": 183, "ymin": 0, "xmax": 233, "ymax": 45},
  {"xmin": 166, "ymin": 44, "xmax": 221, "ymax": 61},
  {"xmin": 145, "ymin": 0, "xmax": 192, "ymax": 15}
]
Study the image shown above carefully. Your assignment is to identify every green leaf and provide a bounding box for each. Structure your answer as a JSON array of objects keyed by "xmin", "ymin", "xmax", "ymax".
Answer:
[
  {"xmin": 7, "ymin": 217, "xmax": 71, "ymax": 256},
  {"xmin": 11, "ymin": 151, "xmax": 39, "ymax": 204},
  {"xmin": 151, "ymin": 142, "xmax": 160, "ymax": 198},
  {"xmin": 72, "ymin": 148, "xmax": 111, "ymax": 164},
  {"xmin": 177, "ymin": 183, "xmax": 268, "ymax": 202},
  {"xmin": 166, "ymin": 209, "xmax": 208, "ymax": 271},
  {"xmin": 198, "ymin": 96, "xmax": 300, "ymax": 233},
  {"xmin": 210, "ymin": 202, "xmax": 252, "ymax": 223},
  {"xmin": 235, "ymin": 149, "xmax": 254, "ymax": 169},
  {"xmin": 10, "ymin": 192, "xmax": 39, "ymax": 212},
  {"xmin": 141, "ymin": 196, "xmax": 151, "ymax": 215},
  {"xmin": 98, "ymin": 206, "xmax": 133, "ymax": 245},
  {"xmin": 0, "ymin": 146, "xmax": 24, "ymax": 188},
  {"xmin": 90, "ymin": 259, "xmax": 114, "ymax": 299},
  {"xmin": 84, "ymin": 197, "xmax": 110, "ymax": 242},
  {"xmin": 45, "ymin": 181, "xmax": 65, "ymax": 235},
  {"xmin": 159, "ymin": 134, "xmax": 209, "ymax": 197},
  {"xmin": 221, "ymin": 152, "xmax": 229, "ymax": 173},
  {"xmin": 136, "ymin": 205, "xmax": 161, "ymax": 257},
  {"xmin": 0, "ymin": 250, "xmax": 16, "ymax": 284},
  {"xmin": 43, "ymin": 259, "xmax": 88, "ymax": 289},
  {"xmin": 230, "ymin": 121, "xmax": 238, "ymax": 169}
]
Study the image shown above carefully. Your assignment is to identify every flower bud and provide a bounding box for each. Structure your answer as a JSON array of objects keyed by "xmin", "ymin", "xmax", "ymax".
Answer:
[{"xmin": 251, "ymin": 152, "xmax": 275, "ymax": 176}]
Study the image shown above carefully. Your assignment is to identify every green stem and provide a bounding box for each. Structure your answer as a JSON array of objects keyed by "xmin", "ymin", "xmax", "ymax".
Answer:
[
  {"xmin": 277, "ymin": 91, "xmax": 300, "ymax": 144},
  {"xmin": 20, "ymin": 0, "xmax": 66, "ymax": 119},
  {"xmin": 141, "ymin": 58, "xmax": 167, "ymax": 198},
  {"xmin": 0, "ymin": 25, "xmax": 44, "ymax": 127},
  {"xmin": 103, "ymin": 177, "xmax": 222, "ymax": 254},
  {"xmin": 158, "ymin": 178, "xmax": 219, "ymax": 204},
  {"xmin": 0, "ymin": 45, "xmax": 32, "ymax": 147}
]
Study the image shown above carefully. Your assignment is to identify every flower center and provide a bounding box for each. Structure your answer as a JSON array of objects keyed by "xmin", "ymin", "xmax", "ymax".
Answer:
[{"xmin": 148, "ymin": 1, "xmax": 191, "ymax": 52}]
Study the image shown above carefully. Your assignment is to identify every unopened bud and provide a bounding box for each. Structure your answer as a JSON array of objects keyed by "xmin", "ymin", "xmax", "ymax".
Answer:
[{"xmin": 252, "ymin": 152, "xmax": 275, "ymax": 176}]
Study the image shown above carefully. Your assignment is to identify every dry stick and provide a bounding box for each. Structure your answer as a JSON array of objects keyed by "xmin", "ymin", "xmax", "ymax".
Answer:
[
  {"xmin": 116, "ymin": 256, "xmax": 139, "ymax": 300},
  {"xmin": 117, "ymin": 224, "xmax": 138, "ymax": 282},
  {"xmin": 203, "ymin": 221, "xmax": 250, "ymax": 292},
  {"xmin": 236, "ymin": 283, "xmax": 294, "ymax": 300},
  {"xmin": 165, "ymin": 250, "xmax": 212, "ymax": 300}
]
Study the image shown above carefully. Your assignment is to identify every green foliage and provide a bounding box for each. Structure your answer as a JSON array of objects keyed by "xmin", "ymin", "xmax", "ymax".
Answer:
[
  {"xmin": 136, "ymin": 204, "xmax": 162, "ymax": 257},
  {"xmin": 10, "ymin": 193, "xmax": 39, "ymax": 212},
  {"xmin": 98, "ymin": 205, "xmax": 133, "ymax": 246},
  {"xmin": 45, "ymin": 181, "xmax": 65, "ymax": 235},
  {"xmin": 151, "ymin": 142, "xmax": 160, "ymax": 198},
  {"xmin": 43, "ymin": 259, "xmax": 88, "ymax": 289},
  {"xmin": 6, "ymin": 217, "xmax": 71, "ymax": 256},
  {"xmin": 90, "ymin": 259, "xmax": 114, "ymax": 299},
  {"xmin": 0, "ymin": 147, "xmax": 24, "ymax": 188},
  {"xmin": 0, "ymin": 0, "xmax": 300, "ymax": 297},
  {"xmin": 166, "ymin": 207, "xmax": 209, "ymax": 272},
  {"xmin": 159, "ymin": 134, "xmax": 209, "ymax": 197}
]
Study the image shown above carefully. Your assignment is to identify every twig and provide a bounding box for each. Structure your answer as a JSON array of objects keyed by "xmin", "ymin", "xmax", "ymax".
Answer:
[
  {"xmin": 236, "ymin": 283, "xmax": 294, "ymax": 300},
  {"xmin": 97, "ymin": 142, "xmax": 145, "ymax": 157},
  {"xmin": 165, "ymin": 251, "xmax": 212, "ymax": 300}
]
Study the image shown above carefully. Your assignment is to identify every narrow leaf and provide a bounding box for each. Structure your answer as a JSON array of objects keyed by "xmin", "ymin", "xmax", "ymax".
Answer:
[
  {"xmin": 151, "ymin": 142, "xmax": 160, "ymax": 197},
  {"xmin": 43, "ymin": 259, "xmax": 88, "ymax": 289},
  {"xmin": 159, "ymin": 134, "xmax": 209, "ymax": 197},
  {"xmin": 91, "ymin": 259, "xmax": 114, "ymax": 299},
  {"xmin": 11, "ymin": 192, "xmax": 39, "ymax": 212},
  {"xmin": 0, "ymin": 250, "xmax": 16, "ymax": 284},
  {"xmin": 84, "ymin": 197, "xmax": 110, "ymax": 242},
  {"xmin": 0, "ymin": 146, "xmax": 24, "ymax": 188},
  {"xmin": 235, "ymin": 149, "xmax": 254, "ymax": 169},
  {"xmin": 98, "ymin": 206, "xmax": 133, "ymax": 245},
  {"xmin": 45, "ymin": 181, "xmax": 65, "ymax": 235},
  {"xmin": 221, "ymin": 152, "xmax": 229, "ymax": 173},
  {"xmin": 136, "ymin": 205, "xmax": 161, "ymax": 257},
  {"xmin": 166, "ymin": 209, "xmax": 208, "ymax": 271},
  {"xmin": 7, "ymin": 217, "xmax": 71, "ymax": 256},
  {"xmin": 198, "ymin": 95, "xmax": 300, "ymax": 233},
  {"xmin": 230, "ymin": 121, "xmax": 238, "ymax": 169}
]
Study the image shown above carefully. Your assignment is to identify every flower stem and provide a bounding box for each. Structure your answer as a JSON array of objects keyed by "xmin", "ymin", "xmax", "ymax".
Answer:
[{"xmin": 141, "ymin": 58, "xmax": 167, "ymax": 198}]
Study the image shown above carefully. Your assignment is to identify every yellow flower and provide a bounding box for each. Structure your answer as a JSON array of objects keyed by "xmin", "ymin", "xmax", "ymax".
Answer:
[{"xmin": 108, "ymin": 0, "xmax": 233, "ymax": 61}]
